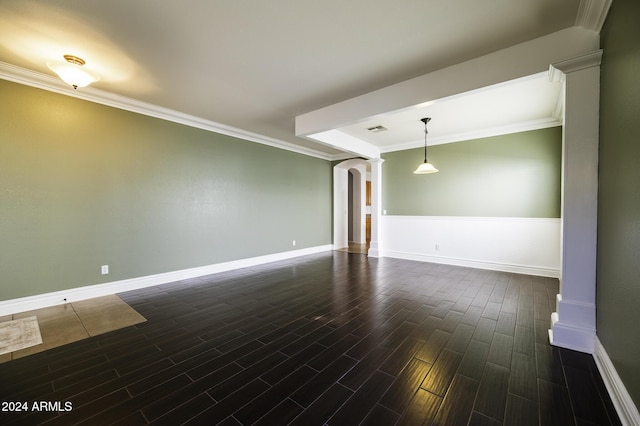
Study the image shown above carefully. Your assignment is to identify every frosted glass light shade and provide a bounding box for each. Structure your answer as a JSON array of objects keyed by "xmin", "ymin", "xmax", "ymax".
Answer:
[
  {"xmin": 413, "ymin": 162, "xmax": 439, "ymax": 174},
  {"xmin": 47, "ymin": 59, "xmax": 99, "ymax": 89}
]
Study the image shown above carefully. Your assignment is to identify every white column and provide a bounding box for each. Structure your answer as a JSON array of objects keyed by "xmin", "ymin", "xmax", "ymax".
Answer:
[
  {"xmin": 353, "ymin": 167, "xmax": 367, "ymax": 244},
  {"xmin": 333, "ymin": 167, "xmax": 348, "ymax": 250},
  {"xmin": 549, "ymin": 50, "xmax": 602, "ymax": 354},
  {"xmin": 367, "ymin": 158, "xmax": 384, "ymax": 257}
]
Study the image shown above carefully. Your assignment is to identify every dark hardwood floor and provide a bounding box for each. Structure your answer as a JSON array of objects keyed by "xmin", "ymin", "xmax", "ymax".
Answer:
[{"xmin": 0, "ymin": 252, "xmax": 621, "ymax": 425}]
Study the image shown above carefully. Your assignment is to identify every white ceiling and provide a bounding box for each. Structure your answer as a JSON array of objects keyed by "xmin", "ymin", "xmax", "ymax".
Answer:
[
  {"xmin": 335, "ymin": 72, "xmax": 563, "ymax": 152},
  {"xmin": 0, "ymin": 0, "xmax": 588, "ymax": 159}
]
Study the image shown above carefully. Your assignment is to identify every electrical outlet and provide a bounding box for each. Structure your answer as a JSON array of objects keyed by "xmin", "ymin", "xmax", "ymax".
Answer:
[
  {"xmin": 435, "ymin": 244, "xmax": 440, "ymax": 251},
  {"xmin": 292, "ymin": 240, "xmax": 296, "ymax": 246},
  {"xmin": 101, "ymin": 265, "xmax": 109, "ymax": 275}
]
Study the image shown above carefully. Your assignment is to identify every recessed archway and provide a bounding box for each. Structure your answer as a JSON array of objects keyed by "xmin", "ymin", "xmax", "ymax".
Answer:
[{"xmin": 333, "ymin": 159, "xmax": 368, "ymax": 251}]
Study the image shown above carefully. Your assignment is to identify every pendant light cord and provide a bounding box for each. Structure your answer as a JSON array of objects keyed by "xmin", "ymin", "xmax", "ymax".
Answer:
[{"xmin": 421, "ymin": 117, "xmax": 431, "ymax": 162}]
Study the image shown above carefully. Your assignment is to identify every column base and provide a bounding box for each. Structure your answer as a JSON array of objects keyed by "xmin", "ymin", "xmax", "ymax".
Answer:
[
  {"xmin": 367, "ymin": 241, "xmax": 381, "ymax": 258},
  {"xmin": 550, "ymin": 311, "xmax": 595, "ymax": 354}
]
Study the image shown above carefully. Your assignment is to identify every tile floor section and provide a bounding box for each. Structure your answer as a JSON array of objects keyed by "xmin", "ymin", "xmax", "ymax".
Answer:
[
  {"xmin": 336, "ymin": 242, "xmax": 369, "ymax": 254},
  {"xmin": 0, "ymin": 252, "xmax": 622, "ymax": 425},
  {"xmin": 0, "ymin": 294, "xmax": 145, "ymax": 362}
]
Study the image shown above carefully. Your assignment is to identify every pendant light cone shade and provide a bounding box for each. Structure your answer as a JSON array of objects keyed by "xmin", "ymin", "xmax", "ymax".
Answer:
[
  {"xmin": 414, "ymin": 162, "xmax": 438, "ymax": 174},
  {"xmin": 414, "ymin": 117, "xmax": 438, "ymax": 174},
  {"xmin": 47, "ymin": 55, "xmax": 99, "ymax": 89}
]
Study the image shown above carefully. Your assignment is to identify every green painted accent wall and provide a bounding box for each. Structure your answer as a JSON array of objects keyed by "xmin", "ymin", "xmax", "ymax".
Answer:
[
  {"xmin": 598, "ymin": 0, "xmax": 640, "ymax": 406},
  {"xmin": 381, "ymin": 127, "xmax": 562, "ymax": 217},
  {"xmin": 0, "ymin": 80, "xmax": 332, "ymax": 301}
]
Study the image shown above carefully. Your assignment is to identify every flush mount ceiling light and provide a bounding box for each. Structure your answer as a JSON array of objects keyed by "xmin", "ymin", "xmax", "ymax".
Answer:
[
  {"xmin": 47, "ymin": 54, "xmax": 99, "ymax": 89},
  {"xmin": 413, "ymin": 117, "xmax": 439, "ymax": 174}
]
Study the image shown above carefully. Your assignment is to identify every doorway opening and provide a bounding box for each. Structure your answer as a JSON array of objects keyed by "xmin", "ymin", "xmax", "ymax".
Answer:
[{"xmin": 333, "ymin": 159, "xmax": 370, "ymax": 254}]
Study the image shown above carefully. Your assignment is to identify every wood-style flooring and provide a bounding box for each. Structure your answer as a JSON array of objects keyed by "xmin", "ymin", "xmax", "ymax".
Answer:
[{"xmin": 0, "ymin": 252, "xmax": 621, "ymax": 425}]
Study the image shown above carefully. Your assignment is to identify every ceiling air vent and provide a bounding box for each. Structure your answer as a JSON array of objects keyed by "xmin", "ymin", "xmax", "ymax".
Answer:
[{"xmin": 367, "ymin": 125, "xmax": 388, "ymax": 133}]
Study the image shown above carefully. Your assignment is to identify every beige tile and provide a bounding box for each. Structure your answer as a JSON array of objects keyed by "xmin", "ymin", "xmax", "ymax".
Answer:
[
  {"xmin": 72, "ymin": 294, "xmax": 127, "ymax": 311},
  {"xmin": 4, "ymin": 295, "xmax": 145, "ymax": 361},
  {"xmin": 76, "ymin": 302, "xmax": 145, "ymax": 336},
  {"xmin": 13, "ymin": 313, "xmax": 89, "ymax": 359},
  {"xmin": 0, "ymin": 352, "xmax": 12, "ymax": 363},
  {"xmin": 13, "ymin": 303, "xmax": 76, "ymax": 321},
  {"xmin": 0, "ymin": 315, "xmax": 11, "ymax": 322}
]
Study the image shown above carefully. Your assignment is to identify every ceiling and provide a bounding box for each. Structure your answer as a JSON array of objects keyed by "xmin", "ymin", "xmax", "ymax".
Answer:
[
  {"xmin": 0, "ymin": 0, "xmax": 587, "ymax": 159},
  {"xmin": 321, "ymin": 72, "xmax": 563, "ymax": 153}
]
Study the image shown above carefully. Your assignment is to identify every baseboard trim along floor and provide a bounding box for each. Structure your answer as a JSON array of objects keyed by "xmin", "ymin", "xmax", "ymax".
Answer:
[{"xmin": 0, "ymin": 245, "xmax": 333, "ymax": 317}]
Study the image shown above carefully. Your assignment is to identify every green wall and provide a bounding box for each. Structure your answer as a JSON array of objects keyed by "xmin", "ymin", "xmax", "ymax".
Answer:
[
  {"xmin": 0, "ymin": 80, "xmax": 332, "ymax": 301},
  {"xmin": 381, "ymin": 127, "xmax": 562, "ymax": 217},
  {"xmin": 598, "ymin": 0, "xmax": 640, "ymax": 406}
]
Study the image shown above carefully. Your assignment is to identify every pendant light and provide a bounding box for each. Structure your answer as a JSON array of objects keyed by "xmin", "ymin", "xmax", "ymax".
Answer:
[
  {"xmin": 413, "ymin": 117, "xmax": 438, "ymax": 174},
  {"xmin": 47, "ymin": 55, "xmax": 99, "ymax": 89}
]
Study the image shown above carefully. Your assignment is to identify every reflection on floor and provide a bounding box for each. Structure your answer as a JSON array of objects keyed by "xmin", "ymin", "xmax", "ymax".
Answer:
[
  {"xmin": 0, "ymin": 253, "xmax": 621, "ymax": 425},
  {"xmin": 0, "ymin": 294, "xmax": 145, "ymax": 363},
  {"xmin": 336, "ymin": 242, "xmax": 369, "ymax": 254}
]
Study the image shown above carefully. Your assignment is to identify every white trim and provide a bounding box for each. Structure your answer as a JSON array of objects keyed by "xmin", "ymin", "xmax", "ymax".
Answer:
[
  {"xmin": 307, "ymin": 129, "xmax": 380, "ymax": 160},
  {"xmin": 0, "ymin": 245, "xmax": 332, "ymax": 317},
  {"xmin": 576, "ymin": 0, "xmax": 614, "ymax": 33},
  {"xmin": 552, "ymin": 82, "xmax": 565, "ymax": 123},
  {"xmin": 382, "ymin": 250, "xmax": 559, "ymax": 278},
  {"xmin": 594, "ymin": 336, "xmax": 640, "ymax": 426},
  {"xmin": 333, "ymin": 159, "xmax": 370, "ymax": 251},
  {"xmin": 295, "ymin": 27, "xmax": 599, "ymax": 138},
  {"xmin": 383, "ymin": 215, "xmax": 561, "ymax": 223},
  {"xmin": 551, "ymin": 50, "xmax": 604, "ymax": 75},
  {"xmin": 549, "ymin": 50, "xmax": 603, "ymax": 86},
  {"xmin": 549, "ymin": 314, "xmax": 595, "ymax": 354},
  {"xmin": 367, "ymin": 158, "xmax": 385, "ymax": 258},
  {"xmin": 379, "ymin": 117, "xmax": 562, "ymax": 153},
  {"xmin": 0, "ymin": 61, "xmax": 334, "ymax": 161},
  {"xmin": 550, "ymin": 50, "xmax": 600, "ymax": 357},
  {"xmin": 556, "ymin": 294, "xmax": 596, "ymax": 329}
]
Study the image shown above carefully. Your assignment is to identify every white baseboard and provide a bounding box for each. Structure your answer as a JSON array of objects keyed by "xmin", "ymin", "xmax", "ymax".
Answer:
[
  {"xmin": 0, "ymin": 245, "xmax": 333, "ymax": 316},
  {"xmin": 382, "ymin": 250, "xmax": 559, "ymax": 278},
  {"xmin": 593, "ymin": 336, "xmax": 640, "ymax": 426}
]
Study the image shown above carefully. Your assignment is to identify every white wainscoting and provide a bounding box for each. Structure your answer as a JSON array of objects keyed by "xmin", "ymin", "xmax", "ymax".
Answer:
[
  {"xmin": 0, "ymin": 245, "xmax": 333, "ymax": 316},
  {"xmin": 381, "ymin": 216, "xmax": 560, "ymax": 277}
]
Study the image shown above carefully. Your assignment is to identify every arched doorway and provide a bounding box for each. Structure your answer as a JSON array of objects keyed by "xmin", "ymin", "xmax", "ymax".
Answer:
[{"xmin": 333, "ymin": 159, "xmax": 369, "ymax": 253}]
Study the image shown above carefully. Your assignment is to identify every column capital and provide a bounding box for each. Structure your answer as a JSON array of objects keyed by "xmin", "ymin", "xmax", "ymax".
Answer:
[
  {"xmin": 549, "ymin": 50, "xmax": 603, "ymax": 82},
  {"xmin": 367, "ymin": 158, "xmax": 385, "ymax": 165}
]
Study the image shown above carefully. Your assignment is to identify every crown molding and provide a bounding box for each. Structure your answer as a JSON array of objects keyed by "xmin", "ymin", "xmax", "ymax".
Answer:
[
  {"xmin": 575, "ymin": 0, "xmax": 613, "ymax": 33},
  {"xmin": 0, "ymin": 61, "xmax": 334, "ymax": 161},
  {"xmin": 379, "ymin": 117, "xmax": 562, "ymax": 153}
]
